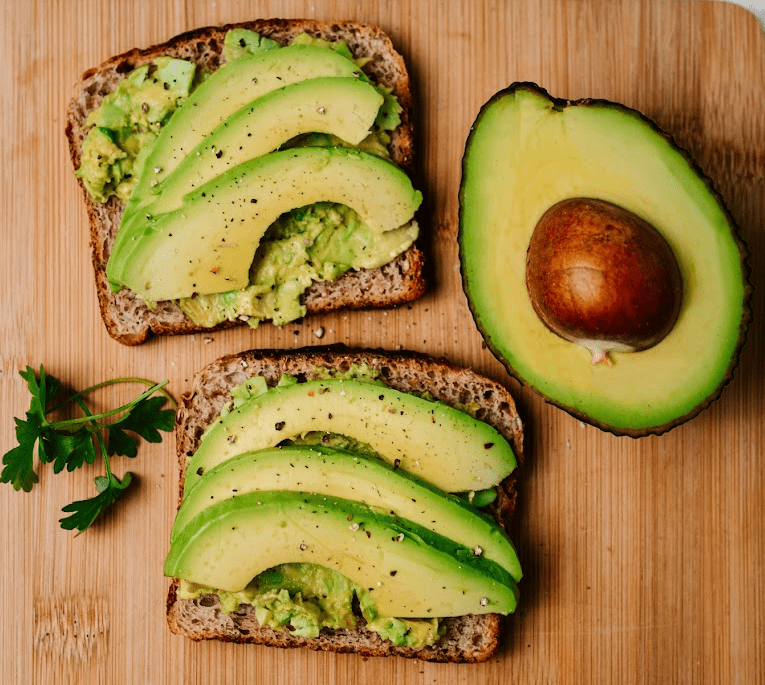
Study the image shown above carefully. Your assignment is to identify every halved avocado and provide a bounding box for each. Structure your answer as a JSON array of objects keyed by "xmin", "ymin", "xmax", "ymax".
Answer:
[{"xmin": 458, "ymin": 82, "xmax": 751, "ymax": 436}]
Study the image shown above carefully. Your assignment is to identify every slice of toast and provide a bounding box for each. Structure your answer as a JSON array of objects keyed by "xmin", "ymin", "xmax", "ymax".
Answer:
[
  {"xmin": 168, "ymin": 345, "xmax": 524, "ymax": 662},
  {"xmin": 65, "ymin": 20, "xmax": 425, "ymax": 345}
]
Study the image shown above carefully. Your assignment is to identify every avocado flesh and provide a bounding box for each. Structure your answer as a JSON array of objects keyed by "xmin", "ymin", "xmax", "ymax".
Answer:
[
  {"xmin": 459, "ymin": 83, "xmax": 749, "ymax": 435},
  {"xmin": 119, "ymin": 44, "xmax": 364, "ymax": 225},
  {"xmin": 163, "ymin": 490, "xmax": 519, "ymax": 617},
  {"xmin": 171, "ymin": 445, "xmax": 522, "ymax": 581},
  {"xmin": 184, "ymin": 379, "xmax": 517, "ymax": 495},
  {"xmin": 106, "ymin": 147, "xmax": 421, "ymax": 301},
  {"xmin": 134, "ymin": 77, "xmax": 383, "ymax": 218}
]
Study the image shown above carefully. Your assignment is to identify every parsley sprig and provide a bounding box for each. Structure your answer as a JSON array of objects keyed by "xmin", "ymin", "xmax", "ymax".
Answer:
[{"xmin": 1, "ymin": 365, "xmax": 175, "ymax": 533}]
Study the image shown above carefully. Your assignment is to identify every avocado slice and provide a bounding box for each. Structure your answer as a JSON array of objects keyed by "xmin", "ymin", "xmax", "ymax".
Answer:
[
  {"xmin": 171, "ymin": 445, "xmax": 522, "ymax": 582},
  {"xmin": 459, "ymin": 82, "xmax": 751, "ymax": 436},
  {"xmin": 106, "ymin": 147, "xmax": 422, "ymax": 300},
  {"xmin": 120, "ymin": 44, "xmax": 365, "ymax": 223},
  {"xmin": 184, "ymin": 379, "xmax": 517, "ymax": 495},
  {"xmin": 163, "ymin": 490, "xmax": 519, "ymax": 617},
  {"xmin": 135, "ymin": 76, "xmax": 384, "ymax": 218}
]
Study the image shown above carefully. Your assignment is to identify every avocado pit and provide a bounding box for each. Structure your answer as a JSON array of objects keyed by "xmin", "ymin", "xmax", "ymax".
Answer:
[{"xmin": 525, "ymin": 198, "xmax": 682, "ymax": 364}]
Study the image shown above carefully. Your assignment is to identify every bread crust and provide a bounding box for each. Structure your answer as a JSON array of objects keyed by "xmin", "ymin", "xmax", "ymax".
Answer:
[
  {"xmin": 66, "ymin": 20, "xmax": 425, "ymax": 345},
  {"xmin": 168, "ymin": 345, "xmax": 523, "ymax": 662}
]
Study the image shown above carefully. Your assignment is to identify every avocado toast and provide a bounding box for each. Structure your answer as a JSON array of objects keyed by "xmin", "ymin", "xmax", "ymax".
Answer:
[
  {"xmin": 65, "ymin": 20, "xmax": 425, "ymax": 345},
  {"xmin": 166, "ymin": 346, "xmax": 524, "ymax": 662}
]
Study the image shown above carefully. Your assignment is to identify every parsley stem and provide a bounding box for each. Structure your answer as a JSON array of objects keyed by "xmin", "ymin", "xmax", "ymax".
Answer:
[
  {"xmin": 48, "ymin": 381, "xmax": 170, "ymax": 430},
  {"xmin": 70, "ymin": 397, "xmax": 113, "ymax": 536},
  {"xmin": 48, "ymin": 377, "xmax": 176, "ymax": 413},
  {"xmin": 74, "ymin": 397, "xmax": 112, "ymax": 477},
  {"xmin": 83, "ymin": 377, "xmax": 176, "ymax": 407}
]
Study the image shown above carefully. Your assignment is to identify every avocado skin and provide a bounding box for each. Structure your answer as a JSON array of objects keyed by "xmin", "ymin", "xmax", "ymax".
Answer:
[
  {"xmin": 164, "ymin": 490, "xmax": 519, "ymax": 617},
  {"xmin": 458, "ymin": 82, "xmax": 752, "ymax": 437}
]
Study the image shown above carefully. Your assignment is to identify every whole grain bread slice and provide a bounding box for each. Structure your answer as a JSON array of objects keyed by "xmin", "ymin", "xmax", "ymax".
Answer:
[
  {"xmin": 168, "ymin": 345, "xmax": 524, "ymax": 662},
  {"xmin": 65, "ymin": 20, "xmax": 425, "ymax": 346}
]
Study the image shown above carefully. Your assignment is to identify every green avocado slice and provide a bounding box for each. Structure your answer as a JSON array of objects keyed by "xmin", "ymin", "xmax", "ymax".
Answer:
[
  {"xmin": 136, "ymin": 76, "xmax": 384, "ymax": 218},
  {"xmin": 163, "ymin": 490, "xmax": 519, "ymax": 618},
  {"xmin": 183, "ymin": 379, "xmax": 517, "ymax": 495},
  {"xmin": 106, "ymin": 147, "xmax": 422, "ymax": 300},
  {"xmin": 459, "ymin": 82, "xmax": 751, "ymax": 435},
  {"xmin": 171, "ymin": 445, "xmax": 522, "ymax": 582},
  {"xmin": 120, "ymin": 44, "xmax": 365, "ymax": 223}
]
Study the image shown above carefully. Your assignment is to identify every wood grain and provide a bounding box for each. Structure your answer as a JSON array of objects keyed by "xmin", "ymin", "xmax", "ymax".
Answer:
[{"xmin": 2, "ymin": 0, "xmax": 764, "ymax": 683}]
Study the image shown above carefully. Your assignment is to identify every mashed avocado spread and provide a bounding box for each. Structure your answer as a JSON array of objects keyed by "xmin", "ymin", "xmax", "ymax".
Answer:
[
  {"xmin": 180, "ymin": 364, "xmax": 446, "ymax": 649},
  {"xmin": 177, "ymin": 566, "xmax": 443, "ymax": 649},
  {"xmin": 178, "ymin": 202, "xmax": 417, "ymax": 328},
  {"xmin": 77, "ymin": 56, "xmax": 197, "ymax": 202},
  {"xmin": 77, "ymin": 29, "xmax": 413, "ymax": 329}
]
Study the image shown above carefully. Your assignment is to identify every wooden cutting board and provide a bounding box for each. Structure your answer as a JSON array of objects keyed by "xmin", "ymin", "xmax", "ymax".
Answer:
[{"xmin": 2, "ymin": 0, "xmax": 763, "ymax": 683}]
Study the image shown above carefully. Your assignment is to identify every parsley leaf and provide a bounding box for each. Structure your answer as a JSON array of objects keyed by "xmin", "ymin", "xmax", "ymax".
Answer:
[
  {"xmin": 1, "ymin": 415, "xmax": 42, "ymax": 491},
  {"xmin": 59, "ymin": 472, "xmax": 133, "ymax": 533},
  {"xmin": 107, "ymin": 396, "xmax": 175, "ymax": 458},
  {"xmin": 1, "ymin": 365, "xmax": 53, "ymax": 491},
  {"xmin": 1, "ymin": 365, "xmax": 174, "ymax": 532},
  {"xmin": 44, "ymin": 428, "xmax": 97, "ymax": 473},
  {"xmin": 21, "ymin": 365, "xmax": 60, "ymax": 423}
]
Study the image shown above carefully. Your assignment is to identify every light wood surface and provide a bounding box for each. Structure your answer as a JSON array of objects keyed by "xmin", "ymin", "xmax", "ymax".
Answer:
[{"xmin": 2, "ymin": 0, "xmax": 763, "ymax": 683}]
